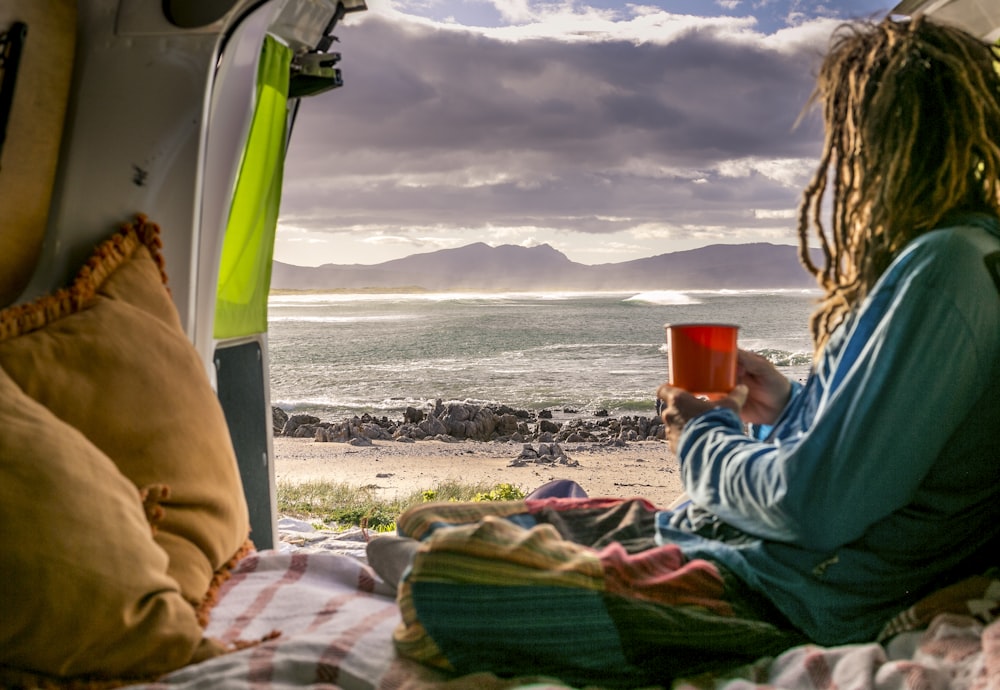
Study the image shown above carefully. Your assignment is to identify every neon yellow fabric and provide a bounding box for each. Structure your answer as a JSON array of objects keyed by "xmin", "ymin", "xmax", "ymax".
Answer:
[{"xmin": 214, "ymin": 36, "xmax": 291, "ymax": 338}]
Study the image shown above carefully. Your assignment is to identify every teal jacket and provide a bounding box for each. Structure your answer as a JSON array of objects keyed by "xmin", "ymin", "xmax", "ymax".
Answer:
[{"xmin": 656, "ymin": 214, "xmax": 1000, "ymax": 645}]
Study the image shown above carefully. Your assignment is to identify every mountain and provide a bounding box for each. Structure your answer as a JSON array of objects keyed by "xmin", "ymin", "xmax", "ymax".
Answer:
[{"xmin": 271, "ymin": 242, "xmax": 820, "ymax": 291}]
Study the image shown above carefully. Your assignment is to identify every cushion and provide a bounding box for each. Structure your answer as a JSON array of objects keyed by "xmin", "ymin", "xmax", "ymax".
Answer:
[
  {"xmin": 0, "ymin": 216, "xmax": 251, "ymax": 604},
  {"xmin": 0, "ymin": 365, "xmax": 209, "ymax": 679}
]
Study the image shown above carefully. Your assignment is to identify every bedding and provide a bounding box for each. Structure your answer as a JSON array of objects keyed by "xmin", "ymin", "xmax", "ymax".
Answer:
[{"xmin": 118, "ymin": 522, "xmax": 999, "ymax": 690}]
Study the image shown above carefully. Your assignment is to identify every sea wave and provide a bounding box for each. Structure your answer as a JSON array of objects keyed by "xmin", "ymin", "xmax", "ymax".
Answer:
[
  {"xmin": 267, "ymin": 314, "xmax": 417, "ymax": 324},
  {"xmin": 688, "ymin": 288, "xmax": 821, "ymax": 296},
  {"xmin": 624, "ymin": 290, "xmax": 700, "ymax": 305},
  {"xmin": 269, "ymin": 290, "xmax": 636, "ymax": 305}
]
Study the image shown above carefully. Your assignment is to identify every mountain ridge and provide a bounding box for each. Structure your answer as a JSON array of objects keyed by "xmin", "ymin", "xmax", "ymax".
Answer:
[{"xmin": 271, "ymin": 242, "xmax": 821, "ymax": 291}]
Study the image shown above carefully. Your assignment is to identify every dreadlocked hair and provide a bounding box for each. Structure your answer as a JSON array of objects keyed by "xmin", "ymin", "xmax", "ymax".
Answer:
[{"xmin": 797, "ymin": 16, "xmax": 1000, "ymax": 357}]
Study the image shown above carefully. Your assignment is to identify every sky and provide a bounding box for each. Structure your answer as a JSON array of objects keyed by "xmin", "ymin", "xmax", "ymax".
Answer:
[{"xmin": 276, "ymin": 0, "xmax": 904, "ymax": 267}]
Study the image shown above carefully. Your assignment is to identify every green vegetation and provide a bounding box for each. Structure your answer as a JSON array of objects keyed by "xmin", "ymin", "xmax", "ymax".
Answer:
[{"xmin": 277, "ymin": 480, "xmax": 526, "ymax": 532}]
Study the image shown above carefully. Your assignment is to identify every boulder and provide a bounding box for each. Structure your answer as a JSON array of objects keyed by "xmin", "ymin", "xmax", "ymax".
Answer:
[
  {"xmin": 538, "ymin": 419, "xmax": 561, "ymax": 434},
  {"xmin": 418, "ymin": 415, "xmax": 447, "ymax": 437},
  {"xmin": 440, "ymin": 403, "xmax": 497, "ymax": 441},
  {"xmin": 272, "ymin": 406, "xmax": 289, "ymax": 434},
  {"xmin": 282, "ymin": 413, "xmax": 320, "ymax": 437}
]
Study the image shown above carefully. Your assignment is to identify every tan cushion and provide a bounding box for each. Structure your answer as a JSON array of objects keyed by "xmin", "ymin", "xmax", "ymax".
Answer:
[
  {"xmin": 0, "ymin": 217, "xmax": 251, "ymax": 604},
  {"xmin": 0, "ymin": 1, "xmax": 76, "ymax": 306},
  {"xmin": 0, "ymin": 366, "xmax": 205, "ymax": 679}
]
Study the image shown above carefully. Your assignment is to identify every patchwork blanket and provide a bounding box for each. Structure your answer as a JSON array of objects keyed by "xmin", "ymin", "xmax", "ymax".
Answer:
[{"xmin": 393, "ymin": 498, "xmax": 801, "ymax": 686}]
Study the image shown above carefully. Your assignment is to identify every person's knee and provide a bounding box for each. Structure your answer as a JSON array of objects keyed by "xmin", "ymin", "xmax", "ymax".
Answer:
[{"xmin": 526, "ymin": 479, "xmax": 588, "ymax": 499}]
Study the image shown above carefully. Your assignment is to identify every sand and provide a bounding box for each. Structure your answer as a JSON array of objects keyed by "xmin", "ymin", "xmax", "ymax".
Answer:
[{"xmin": 273, "ymin": 436, "xmax": 686, "ymax": 508}]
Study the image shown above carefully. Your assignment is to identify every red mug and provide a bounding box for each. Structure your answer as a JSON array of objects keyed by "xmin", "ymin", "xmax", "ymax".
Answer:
[{"xmin": 665, "ymin": 323, "xmax": 739, "ymax": 399}]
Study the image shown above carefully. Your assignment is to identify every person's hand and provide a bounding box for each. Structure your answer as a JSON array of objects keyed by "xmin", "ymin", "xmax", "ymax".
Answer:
[
  {"xmin": 657, "ymin": 383, "xmax": 748, "ymax": 455},
  {"xmin": 735, "ymin": 349, "xmax": 793, "ymax": 426}
]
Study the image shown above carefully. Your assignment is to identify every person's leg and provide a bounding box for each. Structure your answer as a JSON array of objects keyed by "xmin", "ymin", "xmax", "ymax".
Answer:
[{"xmin": 526, "ymin": 478, "xmax": 588, "ymax": 499}]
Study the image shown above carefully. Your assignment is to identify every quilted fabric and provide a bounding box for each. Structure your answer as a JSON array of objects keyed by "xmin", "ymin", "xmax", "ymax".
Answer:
[{"xmin": 394, "ymin": 499, "xmax": 799, "ymax": 687}]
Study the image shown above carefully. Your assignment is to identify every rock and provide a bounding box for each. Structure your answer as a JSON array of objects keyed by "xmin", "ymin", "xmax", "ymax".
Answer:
[
  {"xmin": 272, "ymin": 407, "xmax": 289, "ymax": 434},
  {"xmin": 282, "ymin": 413, "xmax": 320, "ymax": 437},
  {"xmin": 538, "ymin": 419, "xmax": 561, "ymax": 434},
  {"xmin": 348, "ymin": 436, "xmax": 373, "ymax": 446},
  {"xmin": 418, "ymin": 415, "xmax": 447, "ymax": 437},
  {"xmin": 315, "ymin": 426, "xmax": 345, "ymax": 442},
  {"xmin": 517, "ymin": 444, "xmax": 538, "ymax": 460},
  {"xmin": 361, "ymin": 422, "xmax": 392, "ymax": 440},
  {"xmin": 516, "ymin": 441, "xmax": 574, "ymax": 467},
  {"xmin": 495, "ymin": 413, "xmax": 519, "ymax": 437},
  {"xmin": 438, "ymin": 402, "xmax": 498, "ymax": 441},
  {"xmin": 273, "ymin": 402, "xmax": 664, "ymax": 450}
]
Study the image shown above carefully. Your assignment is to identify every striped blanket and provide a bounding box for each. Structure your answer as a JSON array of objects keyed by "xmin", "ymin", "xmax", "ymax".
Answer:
[{"xmin": 118, "ymin": 513, "xmax": 998, "ymax": 689}]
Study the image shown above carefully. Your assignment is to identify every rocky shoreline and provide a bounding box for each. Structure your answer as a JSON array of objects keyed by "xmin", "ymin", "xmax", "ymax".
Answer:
[
  {"xmin": 271, "ymin": 403, "xmax": 683, "ymax": 505},
  {"xmin": 273, "ymin": 400, "xmax": 666, "ymax": 447}
]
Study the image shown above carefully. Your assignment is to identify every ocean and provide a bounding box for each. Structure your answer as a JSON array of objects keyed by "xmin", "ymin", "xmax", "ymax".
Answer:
[{"xmin": 267, "ymin": 289, "xmax": 819, "ymax": 420}]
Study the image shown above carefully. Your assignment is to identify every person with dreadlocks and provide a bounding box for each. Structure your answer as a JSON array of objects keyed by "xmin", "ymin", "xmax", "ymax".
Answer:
[
  {"xmin": 657, "ymin": 15, "xmax": 1000, "ymax": 645},
  {"xmin": 383, "ymin": 17, "xmax": 999, "ymax": 685}
]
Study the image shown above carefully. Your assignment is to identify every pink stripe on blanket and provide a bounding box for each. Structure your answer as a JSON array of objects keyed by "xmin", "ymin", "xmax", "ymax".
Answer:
[
  {"xmin": 219, "ymin": 551, "xmax": 263, "ymax": 596},
  {"xmin": 313, "ymin": 605, "xmax": 400, "ymax": 684},
  {"xmin": 358, "ymin": 563, "xmax": 376, "ymax": 593},
  {"xmin": 222, "ymin": 552, "xmax": 310, "ymax": 643},
  {"xmin": 597, "ymin": 542, "xmax": 733, "ymax": 616},
  {"xmin": 247, "ymin": 640, "xmax": 280, "ymax": 690},
  {"xmin": 305, "ymin": 593, "xmax": 359, "ymax": 632},
  {"xmin": 803, "ymin": 650, "xmax": 833, "ymax": 690}
]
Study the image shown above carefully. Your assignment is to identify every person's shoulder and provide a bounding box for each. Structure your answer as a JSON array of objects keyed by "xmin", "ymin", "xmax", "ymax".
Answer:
[
  {"xmin": 898, "ymin": 217, "xmax": 1000, "ymax": 283},
  {"xmin": 915, "ymin": 214, "xmax": 1000, "ymax": 253},
  {"xmin": 869, "ymin": 218, "xmax": 1000, "ymax": 334}
]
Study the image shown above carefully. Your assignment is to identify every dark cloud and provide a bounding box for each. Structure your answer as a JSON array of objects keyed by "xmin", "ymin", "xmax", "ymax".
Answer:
[{"xmin": 280, "ymin": 11, "xmax": 832, "ymax": 256}]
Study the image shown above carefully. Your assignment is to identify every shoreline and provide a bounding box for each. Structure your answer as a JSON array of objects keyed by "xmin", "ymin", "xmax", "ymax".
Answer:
[{"xmin": 273, "ymin": 437, "xmax": 686, "ymax": 508}]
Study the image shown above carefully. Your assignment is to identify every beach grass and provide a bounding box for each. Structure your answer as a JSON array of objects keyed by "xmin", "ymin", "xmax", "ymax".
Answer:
[{"xmin": 276, "ymin": 479, "xmax": 525, "ymax": 531}]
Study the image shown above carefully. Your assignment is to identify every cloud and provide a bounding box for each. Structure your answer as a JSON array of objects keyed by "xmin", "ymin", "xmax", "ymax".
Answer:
[{"xmin": 278, "ymin": 0, "xmax": 876, "ymax": 265}]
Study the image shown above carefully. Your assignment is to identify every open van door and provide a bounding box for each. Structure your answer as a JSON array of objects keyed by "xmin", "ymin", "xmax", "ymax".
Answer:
[{"xmin": 0, "ymin": 0, "xmax": 366, "ymax": 550}]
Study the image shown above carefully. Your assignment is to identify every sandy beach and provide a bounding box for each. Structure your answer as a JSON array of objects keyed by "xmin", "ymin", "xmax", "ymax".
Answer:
[{"xmin": 273, "ymin": 436, "xmax": 686, "ymax": 508}]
